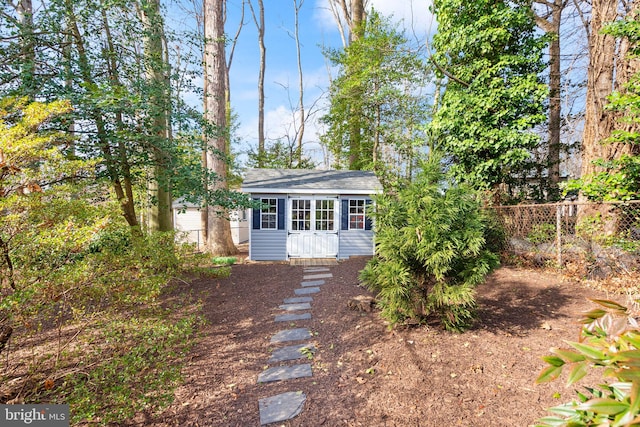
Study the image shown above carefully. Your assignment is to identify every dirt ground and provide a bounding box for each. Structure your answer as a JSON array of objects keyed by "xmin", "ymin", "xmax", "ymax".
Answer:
[{"xmin": 132, "ymin": 255, "xmax": 615, "ymax": 427}]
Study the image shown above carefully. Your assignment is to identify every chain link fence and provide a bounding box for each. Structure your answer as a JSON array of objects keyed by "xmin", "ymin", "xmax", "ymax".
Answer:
[{"xmin": 491, "ymin": 201, "xmax": 640, "ymax": 277}]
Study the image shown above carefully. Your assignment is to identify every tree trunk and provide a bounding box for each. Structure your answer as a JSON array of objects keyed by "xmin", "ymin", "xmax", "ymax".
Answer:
[
  {"xmin": 294, "ymin": 0, "xmax": 305, "ymax": 166},
  {"xmin": 579, "ymin": 0, "xmax": 640, "ymax": 232},
  {"xmin": 16, "ymin": 0, "xmax": 36, "ymax": 98},
  {"xmin": 203, "ymin": 0, "xmax": 237, "ymax": 255},
  {"xmin": 248, "ymin": 0, "xmax": 266, "ymax": 167},
  {"xmin": 138, "ymin": 0, "xmax": 173, "ymax": 232},
  {"xmin": 534, "ymin": 0, "xmax": 566, "ymax": 200},
  {"xmin": 66, "ymin": 0, "xmax": 139, "ymax": 230}
]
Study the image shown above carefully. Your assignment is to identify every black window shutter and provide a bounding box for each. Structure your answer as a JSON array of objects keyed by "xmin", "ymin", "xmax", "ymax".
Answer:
[
  {"xmin": 277, "ymin": 198, "xmax": 285, "ymax": 230},
  {"xmin": 252, "ymin": 198, "xmax": 260, "ymax": 230},
  {"xmin": 341, "ymin": 199, "xmax": 349, "ymax": 230},
  {"xmin": 365, "ymin": 199, "xmax": 373, "ymax": 230}
]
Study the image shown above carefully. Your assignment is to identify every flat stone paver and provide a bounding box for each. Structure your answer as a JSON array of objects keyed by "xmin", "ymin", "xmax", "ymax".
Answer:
[
  {"xmin": 303, "ymin": 273, "xmax": 333, "ymax": 280},
  {"xmin": 301, "ymin": 280, "xmax": 324, "ymax": 287},
  {"xmin": 303, "ymin": 267, "xmax": 330, "ymax": 272},
  {"xmin": 279, "ymin": 303, "xmax": 311, "ymax": 311},
  {"xmin": 274, "ymin": 312, "xmax": 312, "ymax": 322},
  {"xmin": 270, "ymin": 328, "xmax": 312, "ymax": 343},
  {"xmin": 294, "ymin": 287, "xmax": 320, "ymax": 295},
  {"xmin": 284, "ymin": 297, "xmax": 313, "ymax": 304},
  {"xmin": 259, "ymin": 391, "xmax": 306, "ymax": 425},
  {"xmin": 268, "ymin": 343, "xmax": 316, "ymax": 363},
  {"xmin": 257, "ymin": 364, "xmax": 313, "ymax": 383}
]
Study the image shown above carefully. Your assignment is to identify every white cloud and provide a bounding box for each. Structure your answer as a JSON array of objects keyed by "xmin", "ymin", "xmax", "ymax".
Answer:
[{"xmin": 313, "ymin": 0, "xmax": 434, "ymax": 39}]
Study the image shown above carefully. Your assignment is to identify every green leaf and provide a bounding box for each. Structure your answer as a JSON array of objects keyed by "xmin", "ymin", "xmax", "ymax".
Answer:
[
  {"xmin": 568, "ymin": 341, "xmax": 606, "ymax": 360},
  {"xmin": 579, "ymin": 309, "xmax": 607, "ymax": 323},
  {"xmin": 591, "ymin": 299, "xmax": 627, "ymax": 312},
  {"xmin": 543, "ymin": 356, "xmax": 566, "ymax": 367},
  {"xmin": 577, "ymin": 398, "xmax": 629, "ymax": 415},
  {"xmin": 567, "ymin": 361, "xmax": 589, "ymax": 385},
  {"xmin": 553, "ymin": 348, "xmax": 586, "ymax": 363},
  {"xmin": 534, "ymin": 416, "xmax": 571, "ymax": 427},
  {"xmin": 547, "ymin": 402, "xmax": 580, "ymax": 417},
  {"xmin": 537, "ymin": 365, "xmax": 563, "ymax": 384}
]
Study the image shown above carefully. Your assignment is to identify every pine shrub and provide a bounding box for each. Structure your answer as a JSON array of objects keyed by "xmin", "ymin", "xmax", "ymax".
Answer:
[{"xmin": 360, "ymin": 156, "xmax": 500, "ymax": 331}]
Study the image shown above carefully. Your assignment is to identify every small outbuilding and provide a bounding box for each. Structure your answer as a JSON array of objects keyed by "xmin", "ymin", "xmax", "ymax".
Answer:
[{"xmin": 241, "ymin": 168, "xmax": 382, "ymax": 262}]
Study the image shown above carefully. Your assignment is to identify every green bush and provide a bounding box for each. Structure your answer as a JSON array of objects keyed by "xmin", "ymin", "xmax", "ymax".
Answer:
[
  {"xmin": 536, "ymin": 299, "xmax": 640, "ymax": 427},
  {"xmin": 527, "ymin": 223, "xmax": 556, "ymax": 244},
  {"xmin": 360, "ymin": 155, "xmax": 499, "ymax": 332}
]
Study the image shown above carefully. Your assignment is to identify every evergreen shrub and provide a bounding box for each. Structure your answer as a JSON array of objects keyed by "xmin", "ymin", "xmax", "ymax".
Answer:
[{"xmin": 360, "ymin": 156, "xmax": 500, "ymax": 332}]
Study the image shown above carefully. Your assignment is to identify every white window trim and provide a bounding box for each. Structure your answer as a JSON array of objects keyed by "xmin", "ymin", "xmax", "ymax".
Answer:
[
  {"xmin": 348, "ymin": 199, "xmax": 367, "ymax": 230},
  {"xmin": 260, "ymin": 198, "xmax": 278, "ymax": 230}
]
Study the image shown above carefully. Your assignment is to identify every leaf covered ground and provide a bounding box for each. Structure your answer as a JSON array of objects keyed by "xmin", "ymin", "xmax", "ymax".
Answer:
[{"xmin": 129, "ymin": 256, "xmax": 612, "ymax": 427}]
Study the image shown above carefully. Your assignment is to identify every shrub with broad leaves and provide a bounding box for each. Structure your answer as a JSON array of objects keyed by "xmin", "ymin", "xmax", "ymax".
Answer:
[{"xmin": 536, "ymin": 299, "xmax": 640, "ymax": 426}]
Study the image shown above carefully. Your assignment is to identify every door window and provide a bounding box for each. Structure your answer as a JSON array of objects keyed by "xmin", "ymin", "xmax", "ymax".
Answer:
[
  {"xmin": 315, "ymin": 200, "xmax": 335, "ymax": 231},
  {"xmin": 291, "ymin": 199, "xmax": 311, "ymax": 231}
]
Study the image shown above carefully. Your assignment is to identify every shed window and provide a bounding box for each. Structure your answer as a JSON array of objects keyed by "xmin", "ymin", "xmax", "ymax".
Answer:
[
  {"xmin": 260, "ymin": 198, "xmax": 278, "ymax": 229},
  {"xmin": 349, "ymin": 200, "xmax": 366, "ymax": 230}
]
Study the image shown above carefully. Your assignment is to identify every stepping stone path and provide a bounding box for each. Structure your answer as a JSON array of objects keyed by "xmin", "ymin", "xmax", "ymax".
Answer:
[{"xmin": 257, "ymin": 265, "xmax": 333, "ymax": 425}]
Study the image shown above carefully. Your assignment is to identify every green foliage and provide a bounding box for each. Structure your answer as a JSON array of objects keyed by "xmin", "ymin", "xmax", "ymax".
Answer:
[
  {"xmin": 564, "ymin": 155, "xmax": 640, "ymax": 202},
  {"xmin": 429, "ymin": 0, "xmax": 547, "ymax": 191},
  {"xmin": 44, "ymin": 311, "xmax": 201, "ymax": 425},
  {"xmin": 321, "ymin": 9, "xmax": 430, "ymax": 182},
  {"xmin": 360, "ymin": 155, "xmax": 499, "ymax": 331},
  {"xmin": 536, "ymin": 299, "xmax": 640, "ymax": 427},
  {"xmin": 527, "ymin": 223, "xmax": 556, "ymax": 244}
]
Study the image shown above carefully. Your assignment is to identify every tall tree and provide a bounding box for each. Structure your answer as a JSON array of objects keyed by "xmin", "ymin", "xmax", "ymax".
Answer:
[
  {"xmin": 247, "ymin": 0, "xmax": 266, "ymax": 166},
  {"xmin": 326, "ymin": 0, "xmax": 368, "ymax": 169},
  {"xmin": 578, "ymin": 0, "xmax": 640, "ymax": 198},
  {"xmin": 138, "ymin": 0, "xmax": 173, "ymax": 232},
  {"xmin": 533, "ymin": 0, "xmax": 568, "ymax": 200},
  {"xmin": 203, "ymin": 0, "xmax": 237, "ymax": 255},
  {"xmin": 322, "ymin": 10, "xmax": 430, "ymax": 185},
  {"xmin": 293, "ymin": 0, "xmax": 305, "ymax": 164},
  {"xmin": 327, "ymin": 0, "xmax": 368, "ymax": 47},
  {"xmin": 429, "ymin": 0, "xmax": 547, "ymax": 195},
  {"xmin": 566, "ymin": 0, "xmax": 640, "ymax": 207}
]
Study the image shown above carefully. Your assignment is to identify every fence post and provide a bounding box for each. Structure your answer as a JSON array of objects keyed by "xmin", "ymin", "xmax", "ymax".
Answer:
[{"xmin": 556, "ymin": 203, "xmax": 562, "ymax": 267}]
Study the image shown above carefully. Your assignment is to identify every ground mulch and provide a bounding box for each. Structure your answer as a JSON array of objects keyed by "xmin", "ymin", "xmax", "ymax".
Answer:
[{"xmin": 133, "ymin": 256, "xmax": 613, "ymax": 427}]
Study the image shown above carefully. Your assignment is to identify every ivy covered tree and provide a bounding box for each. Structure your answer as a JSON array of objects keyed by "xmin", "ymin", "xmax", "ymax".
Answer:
[
  {"xmin": 429, "ymin": 0, "xmax": 547, "ymax": 194},
  {"xmin": 566, "ymin": 12, "xmax": 640, "ymax": 202},
  {"xmin": 321, "ymin": 9, "xmax": 431, "ymax": 186},
  {"xmin": 360, "ymin": 154, "xmax": 499, "ymax": 332}
]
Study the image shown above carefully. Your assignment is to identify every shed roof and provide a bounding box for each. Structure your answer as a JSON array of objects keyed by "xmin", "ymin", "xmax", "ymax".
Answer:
[{"xmin": 241, "ymin": 168, "xmax": 382, "ymax": 195}]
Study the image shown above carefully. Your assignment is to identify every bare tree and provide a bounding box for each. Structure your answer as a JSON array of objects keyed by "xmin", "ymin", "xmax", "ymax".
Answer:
[
  {"xmin": 203, "ymin": 0, "xmax": 237, "ymax": 255},
  {"xmin": 326, "ymin": 0, "xmax": 369, "ymax": 47},
  {"xmin": 534, "ymin": 0, "xmax": 568, "ymax": 199},
  {"xmin": 247, "ymin": 0, "xmax": 266, "ymax": 166},
  {"xmin": 293, "ymin": 0, "xmax": 305, "ymax": 164}
]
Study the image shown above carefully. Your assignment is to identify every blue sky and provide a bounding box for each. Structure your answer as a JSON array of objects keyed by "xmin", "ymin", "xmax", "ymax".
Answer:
[{"xmin": 220, "ymin": 0, "xmax": 434, "ymax": 166}]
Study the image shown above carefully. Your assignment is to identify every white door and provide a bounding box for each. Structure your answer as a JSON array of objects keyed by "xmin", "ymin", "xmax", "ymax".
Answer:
[{"xmin": 288, "ymin": 197, "xmax": 338, "ymax": 258}]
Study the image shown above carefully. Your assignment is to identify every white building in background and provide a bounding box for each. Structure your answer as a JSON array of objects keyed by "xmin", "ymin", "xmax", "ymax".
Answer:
[{"xmin": 173, "ymin": 200, "xmax": 249, "ymax": 250}]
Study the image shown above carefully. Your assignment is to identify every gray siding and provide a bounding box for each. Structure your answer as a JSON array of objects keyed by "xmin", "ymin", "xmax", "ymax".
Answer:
[
  {"xmin": 338, "ymin": 230, "xmax": 375, "ymax": 259},
  {"xmin": 250, "ymin": 229, "xmax": 288, "ymax": 261}
]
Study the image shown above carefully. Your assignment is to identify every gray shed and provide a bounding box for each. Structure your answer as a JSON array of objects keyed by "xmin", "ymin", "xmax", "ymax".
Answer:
[{"xmin": 241, "ymin": 169, "xmax": 382, "ymax": 261}]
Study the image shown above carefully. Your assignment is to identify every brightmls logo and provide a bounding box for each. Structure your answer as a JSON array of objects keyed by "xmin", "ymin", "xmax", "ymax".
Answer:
[{"xmin": 1, "ymin": 405, "xmax": 69, "ymax": 426}]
